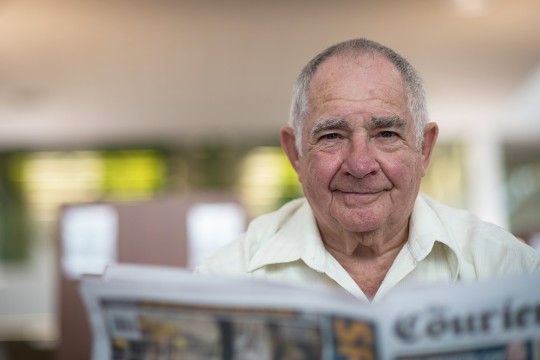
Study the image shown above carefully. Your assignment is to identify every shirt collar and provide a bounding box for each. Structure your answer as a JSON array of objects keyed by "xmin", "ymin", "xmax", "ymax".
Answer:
[
  {"xmin": 408, "ymin": 193, "xmax": 459, "ymax": 280},
  {"xmin": 247, "ymin": 194, "xmax": 460, "ymax": 280}
]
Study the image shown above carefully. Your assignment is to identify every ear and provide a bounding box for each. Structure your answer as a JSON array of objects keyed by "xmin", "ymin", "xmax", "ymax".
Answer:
[
  {"xmin": 420, "ymin": 122, "xmax": 439, "ymax": 176},
  {"xmin": 280, "ymin": 126, "xmax": 301, "ymax": 173}
]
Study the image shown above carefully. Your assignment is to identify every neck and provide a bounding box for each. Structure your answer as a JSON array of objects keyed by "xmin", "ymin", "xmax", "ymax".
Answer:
[
  {"xmin": 322, "ymin": 221, "xmax": 409, "ymax": 257},
  {"xmin": 321, "ymin": 224, "xmax": 409, "ymax": 300}
]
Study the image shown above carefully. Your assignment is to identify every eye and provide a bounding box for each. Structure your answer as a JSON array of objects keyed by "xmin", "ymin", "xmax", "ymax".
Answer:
[
  {"xmin": 320, "ymin": 133, "xmax": 341, "ymax": 141},
  {"xmin": 379, "ymin": 131, "xmax": 397, "ymax": 139}
]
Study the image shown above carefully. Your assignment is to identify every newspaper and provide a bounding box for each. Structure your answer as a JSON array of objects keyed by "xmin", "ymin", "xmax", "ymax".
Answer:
[{"xmin": 80, "ymin": 264, "xmax": 540, "ymax": 359}]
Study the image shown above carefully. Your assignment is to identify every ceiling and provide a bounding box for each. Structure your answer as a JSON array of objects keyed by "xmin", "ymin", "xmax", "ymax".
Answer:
[{"xmin": 1, "ymin": 0, "xmax": 540, "ymax": 150}]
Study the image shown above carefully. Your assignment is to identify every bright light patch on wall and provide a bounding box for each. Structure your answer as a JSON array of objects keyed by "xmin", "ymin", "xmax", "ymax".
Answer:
[
  {"xmin": 186, "ymin": 203, "xmax": 245, "ymax": 269},
  {"xmin": 12, "ymin": 149, "xmax": 165, "ymax": 228},
  {"xmin": 61, "ymin": 204, "xmax": 118, "ymax": 279},
  {"xmin": 420, "ymin": 142, "xmax": 467, "ymax": 209},
  {"xmin": 237, "ymin": 146, "xmax": 301, "ymax": 218},
  {"xmin": 453, "ymin": 0, "xmax": 488, "ymax": 16},
  {"xmin": 102, "ymin": 150, "xmax": 165, "ymax": 200},
  {"xmin": 18, "ymin": 151, "xmax": 103, "ymax": 223}
]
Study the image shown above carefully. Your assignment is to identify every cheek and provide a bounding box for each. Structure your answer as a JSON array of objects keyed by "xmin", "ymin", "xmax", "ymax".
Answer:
[
  {"xmin": 299, "ymin": 154, "xmax": 340, "ymax": 189},
  {"xmin": 385, "ymin": 155, "xmax": 423, "ymax": 188}
]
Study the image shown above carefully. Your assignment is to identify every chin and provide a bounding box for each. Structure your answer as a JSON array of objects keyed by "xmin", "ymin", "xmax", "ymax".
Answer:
[
  {"xmin": 337, "ymin": 217, "xmax": 383, "ymax": 234},
  {"xmin": 334, "ymin": 207, "xmax": 385, "ymax": 230}
]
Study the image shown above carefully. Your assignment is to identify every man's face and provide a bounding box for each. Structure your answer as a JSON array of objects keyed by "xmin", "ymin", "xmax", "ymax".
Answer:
[{"xmin": 283, "ymin": 53, "xmax": 436, "ymax": 243}]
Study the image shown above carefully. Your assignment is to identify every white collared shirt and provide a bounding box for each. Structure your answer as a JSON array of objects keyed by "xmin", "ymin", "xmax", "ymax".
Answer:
[{"xmin": 194, "ymin": 194, "xmax": 540, "ymax": 303}]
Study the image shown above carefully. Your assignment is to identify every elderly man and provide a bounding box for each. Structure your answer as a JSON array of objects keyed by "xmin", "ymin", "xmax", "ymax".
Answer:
[{"xmin": 195, "ymin": 38, "xmax": 540, "ymax": 302}]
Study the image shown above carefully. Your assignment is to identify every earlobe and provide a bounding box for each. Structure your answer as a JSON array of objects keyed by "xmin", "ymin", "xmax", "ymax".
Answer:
[
  {"xmin": 280, "ymin": 126, "xmax": 301, "ymax": 173},
  {"xmin": 421, "ymin": 122, "xmax": 439, "ymax": 176}
]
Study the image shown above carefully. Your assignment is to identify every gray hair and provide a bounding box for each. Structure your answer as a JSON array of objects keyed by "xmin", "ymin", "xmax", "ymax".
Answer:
[{"xmin": 289, "ymin": 38, "xmax": 429, "ymax": 154}]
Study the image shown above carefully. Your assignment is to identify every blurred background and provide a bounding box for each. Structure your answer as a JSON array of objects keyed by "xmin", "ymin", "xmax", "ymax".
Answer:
[{"xmin": 1, "ymin": 0, "xmax": 540, "ymax": 358}]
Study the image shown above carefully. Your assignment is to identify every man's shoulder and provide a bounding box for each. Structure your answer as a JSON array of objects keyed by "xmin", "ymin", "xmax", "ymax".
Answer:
[
  {"xmin": 246, "ymin": 197, "xmax": 308, "ymax": 240},
  {"xmin": 193, "ymin": 198, "xmax": 309, "ymax": 275},
  {"xmin": 415, "ymin": 193, "xmax": 540, "ymax": 276},
  {"xmin": 417, "ymin": 193, "xmax": 509, "ymax": 236},
  {"xmin": 417, "ymin": 193, "xmax": 476, "ymax": 222},
  {"xmin": 192, "ymin": 234, "xmax": 248, "ymax": 275}
]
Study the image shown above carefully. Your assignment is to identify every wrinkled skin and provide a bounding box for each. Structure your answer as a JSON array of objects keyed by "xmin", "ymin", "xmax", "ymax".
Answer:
[{"xmin": 281, "ymin": 53, "xmax": 438, "ymax": 297}]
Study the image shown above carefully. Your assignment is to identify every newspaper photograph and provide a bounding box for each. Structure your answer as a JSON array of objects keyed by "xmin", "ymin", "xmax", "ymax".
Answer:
[{"xmin": 80, "ymin": 265, "xmax": 540, "ymax": 359}]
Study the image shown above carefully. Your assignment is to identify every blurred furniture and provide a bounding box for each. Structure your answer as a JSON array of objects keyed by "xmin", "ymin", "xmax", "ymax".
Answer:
[{"xmin": 54, "ymin": 193, "xmax": 244, "ymax": 360}]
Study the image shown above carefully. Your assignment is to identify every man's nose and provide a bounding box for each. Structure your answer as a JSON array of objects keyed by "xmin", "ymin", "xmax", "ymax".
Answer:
[{"xmin": 342, "ymin": 137, "xmax": 379, "ymax": 178}]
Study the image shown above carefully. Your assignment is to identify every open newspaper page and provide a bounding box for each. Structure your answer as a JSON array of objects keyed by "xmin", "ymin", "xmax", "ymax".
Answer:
[
  {"xmin": 80, "ymin": 264, "xmax": 540, "ymax": 359},
  {"xmin": 80, "ymin": 264, "xmax": 379, "ymax": 360},
  {"xmin": 377, "ymin": 272, "xmax": 540, "ymax": 359}
]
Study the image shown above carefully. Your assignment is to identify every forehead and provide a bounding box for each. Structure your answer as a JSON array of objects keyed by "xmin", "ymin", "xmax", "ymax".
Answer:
[{"xmin": 307, "ymin": 52, "xmax": 407, "ymax": 111}]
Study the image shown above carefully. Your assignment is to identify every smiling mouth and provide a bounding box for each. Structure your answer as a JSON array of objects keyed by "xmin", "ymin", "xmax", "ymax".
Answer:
[
  {"xmin": 336, "ymin": 190, "xmax": 382, "ymax": 194},
  {"xmin": 331, "ymin": 189, "xmax": 389, "ymax": 203},
  {"xmin": 332, "ymin": 188, "xmax": 389, "ymax": 195}
]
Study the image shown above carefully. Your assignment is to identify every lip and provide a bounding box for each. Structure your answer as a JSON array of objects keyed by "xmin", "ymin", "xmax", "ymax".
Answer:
[
  {"xmin": 332, "ymin": 188, "xmax": 388, "ymax": 195},
  {"xmin": 337, "ymin": 190, "xmax": 381, "ymax": 194},
  {"xmin": 332, "ymin": 189, "xmax": 387, "ymax": 203}
]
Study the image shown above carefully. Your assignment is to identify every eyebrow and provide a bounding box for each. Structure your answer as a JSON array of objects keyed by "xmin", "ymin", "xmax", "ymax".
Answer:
[
  {"xmin": 310, "ymin": 119, "xmax": 351, "ymax": 138},
  {"xmin": 310, "ymin": 116, "xmax": 407, "ymax": 138},
  {"xmin": 368, "ymin": 116, "xmax": 407, "ymax": 131}
]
